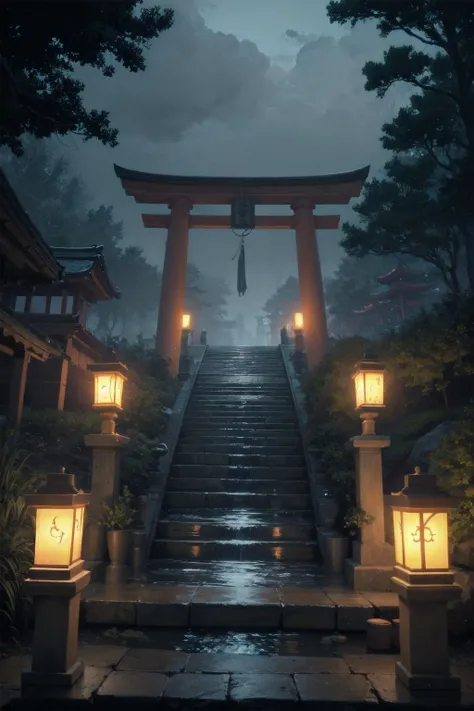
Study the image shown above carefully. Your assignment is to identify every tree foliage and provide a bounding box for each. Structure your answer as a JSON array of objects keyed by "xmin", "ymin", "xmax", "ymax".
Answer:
[
  {"xmin": 327, "ymin": 0, "xmax": 474, "ymax": 289},
  {"xmin": 0, "ymin": 1, "xmax": 173, "ymax": 154},
  {"xmin": 263, "ymin": 277, "xmax": 300, "ymax": 325}
]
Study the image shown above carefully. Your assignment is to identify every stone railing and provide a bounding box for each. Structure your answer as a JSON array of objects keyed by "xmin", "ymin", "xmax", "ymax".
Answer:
[
  {"xmin": 143, "ymin": 345, "xmax": 207, "ymax": 559},
  {"xmin": 280, "ymin": 345, "xmax": 342, "ymax": 565}
]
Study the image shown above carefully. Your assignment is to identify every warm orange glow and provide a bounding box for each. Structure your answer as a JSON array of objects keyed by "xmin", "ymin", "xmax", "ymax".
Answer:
[
  {"xmin": 273, "ymin": 546, "xmax": 284, "ymax": 561},
  {"xmin": 34, "ymin": 506, "xmax": 86, "ymax": 567},
  {"xmin": 272, "ymin": 526, "xmax": 282, "ymax": 539},
  {"xmin": 392, "ymin": 509, "xmax": 450, "ymax": 571},
  {"xmin": 93, "ymin": 371, "xmax": 126, "ymax": 409},
  {"xmin": 191, "ymin": 545, "xmax": 200, "ymax": 559},
  {"xmin": 182, "ymin": 313, "xmax": 191, "ymax": 329},
  {"xmin": 294, "ymin": 312, "xmax": 304, "ymax": 330},
  {"xmin": 354, "ymin": 370, "xmax": 384, "ymax": 409}
]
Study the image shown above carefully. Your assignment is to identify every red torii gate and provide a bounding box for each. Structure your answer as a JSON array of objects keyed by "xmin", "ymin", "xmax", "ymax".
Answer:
[{"xmin": 114, "ymin": 165, "xmax": 370, "ymax": 376}]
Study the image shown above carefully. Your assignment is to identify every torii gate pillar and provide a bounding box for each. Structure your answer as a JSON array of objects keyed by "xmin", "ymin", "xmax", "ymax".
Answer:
[
  {"xmin": 293, "ymin": 199, "xmax": 328, "ymax": 367},
  {"xmin": 155, "ymin": 197, "xmax": 192, "ymax": 376}
]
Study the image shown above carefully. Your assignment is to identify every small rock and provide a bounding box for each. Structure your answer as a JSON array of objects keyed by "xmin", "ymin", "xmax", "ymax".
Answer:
[
  {"xmin": 119, "ymin": 629, "xmax": 149, "ymax": 640},
  {"xmin": 104, "ymin": 627, "xmax": 120, "ymax": 638},
  {"xmin": 321, "ymin": 634, "xmax": 348, "ymax": 645}
]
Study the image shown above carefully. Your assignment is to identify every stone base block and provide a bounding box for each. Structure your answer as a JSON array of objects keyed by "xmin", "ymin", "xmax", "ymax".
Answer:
[
  {"xmin": 344, "ymin": 559, "xmax": 395, "ymax": 592},
  {"xmin": 22, "ymin": 660, "xmax": 84, "ymax": 688},
  {"xmin": 396, "ymin": 661, "xmax": 461, "ymax": 692}
]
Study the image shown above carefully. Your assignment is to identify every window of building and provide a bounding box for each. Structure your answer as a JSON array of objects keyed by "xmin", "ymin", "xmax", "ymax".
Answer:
[
  {"xmin": 14, "ymin": 295, "xmax": 27, "ymax": 312},
  {"xmin": 29, "ymin": 295, "xmax": 47, "ymax": 313},
  {"xmin": 65, "ymin": 295, "xmax": 75, "ymax": 314},
  {"xmin": 49, "ymin": 295, "xmax": 63, "ymax": 315}
]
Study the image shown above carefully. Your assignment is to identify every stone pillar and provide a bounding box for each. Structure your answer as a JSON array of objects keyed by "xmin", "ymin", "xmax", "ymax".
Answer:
[
  {"xmin": 9, "ymin": 350, "xmax": 31, "ymax": 426},
  {"xmin": 155, "ymin": 197, "xmax": 192, "ymax": 377},
  {"xmin": 292, "ymin": 200, "xmax": 327, "ymax": 369},
  {"xmin": 83, "ymin": 432, "xmax": 128, "ymax": 563},
  {"xmin": 345, "ymin": 434, "xmax": 394, "ymax": 590}
]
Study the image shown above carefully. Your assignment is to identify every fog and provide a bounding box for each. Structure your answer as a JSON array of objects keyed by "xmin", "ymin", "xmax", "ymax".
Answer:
[{"xmin": 57, "ymin": 0, "xmax": 411, "ymax": 335}]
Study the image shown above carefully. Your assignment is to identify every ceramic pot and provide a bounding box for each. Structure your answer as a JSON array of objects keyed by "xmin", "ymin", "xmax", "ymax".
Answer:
[
  {"xmin": 106, "ymin": 529, "xmax": 130, "ymax": 565},
  {"xmin": 324, "ymin": 535, "xmax": 349, "ymax": 574}
]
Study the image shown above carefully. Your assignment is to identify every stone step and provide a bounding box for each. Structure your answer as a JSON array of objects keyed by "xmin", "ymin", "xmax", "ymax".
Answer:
[
  {"xmin": 83, "ymin": 579, "xmax": 399, "ymax": 631},
  {"xmin": 171, "ymin": 464, "xmax": 306, "ymax": 479},
  {"xmin": 177, "ymin": 443, "xmax": 303, "ymax": 455},
  {"xmin": 190, "ymin": 395, "xmax": 292, "ymax": 403},
  {"xmin": 150, "ymin": 538, "xmax": 319, "ymax": 562},
  {"xmin": 167, "ymin": 477, "xmax": 308, "ymax": 495},
  {"xmin": 186, "ymin": 404, "xmax": 294, "ymax": 413},
  {"xmin": 180, "ymin": 422, "xmax": 301, "ymax": 433},
  {"xmin": 196, "ymin": 377, "xmax": 288, "ymax": 385},
  {"xmin": 173, "ymin": 452, "xmax": 305, "ymax": 466},
  {"xmin": 179, "ymin": 433, "xmax": 302, "ymax": 446},
  {"xmin": 164, "ymin": 490, "xmax": 312, "ymax": 510},
  {"xmin": 158, "ymin": 516, "xmax": 315, "ymax": 541},
  {"xmin": 183, "ymin": 415, "xmax": 298, "ymax": 425},
  {"xmin": 193, "ymin": 389, "xmax": 290, "ymax": 396}
]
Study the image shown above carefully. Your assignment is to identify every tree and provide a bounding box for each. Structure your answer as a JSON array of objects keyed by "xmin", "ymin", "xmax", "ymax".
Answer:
[
  {"xmin": 341, "ymin": 155, "xmax": 464, "ymax": 293},
  {"xmin": 327, "ymin": 1, "xmax": 474, "ymax": 289},
  {"xmin": 0, "ymin": 1, "xmax": 173, "ymax": 155},
  {"xmin": 263, "ymin": 277, "xmax": 300, "ymax": 327}
]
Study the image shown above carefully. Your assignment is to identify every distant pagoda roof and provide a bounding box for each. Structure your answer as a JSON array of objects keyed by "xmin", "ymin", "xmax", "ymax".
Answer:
[
  {"xmin": 377, "ymin": 267, "xmax": 424, "ymax": 285},
  {"xmin": 50, "ymin": 245, "xmax": 120, "ymax": 301},
  {"xmin": 114, "ymin": 164, "xmax": 370, "ymax": 206}
]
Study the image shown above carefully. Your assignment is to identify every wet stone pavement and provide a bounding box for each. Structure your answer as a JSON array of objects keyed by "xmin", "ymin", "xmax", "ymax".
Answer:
[{"xmin": 2, "ymin": 632, "xmax": 474, "ymax": 710}]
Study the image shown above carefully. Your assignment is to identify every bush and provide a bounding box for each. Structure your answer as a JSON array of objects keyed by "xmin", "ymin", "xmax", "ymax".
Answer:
[
  {"xmin": 432, "ymin": 408, "xmax": 474, "ymax": 544},
  {"xmin": 0, "ymin": 442, "xmax": 39, "ymax": 636}
]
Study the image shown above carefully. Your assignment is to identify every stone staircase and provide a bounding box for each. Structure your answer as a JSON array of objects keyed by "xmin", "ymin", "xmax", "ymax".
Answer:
[{"xmin": 150, "ymin": 346, "xmax": 322, "ymax": 572}]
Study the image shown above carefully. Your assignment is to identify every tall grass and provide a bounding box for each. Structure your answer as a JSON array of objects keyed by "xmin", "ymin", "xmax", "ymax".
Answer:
[{"xmin": 0, "ymin": 441, "xmax": 39, "ymax": 635}]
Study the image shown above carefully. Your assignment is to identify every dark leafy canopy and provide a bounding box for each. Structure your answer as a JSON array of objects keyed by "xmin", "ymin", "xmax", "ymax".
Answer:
[
  {"xmin": 0, "ymin": 1, "xmax": 173, "ymax": 155},
  {"xmin": 342, "ymin": 154, "xmax": 464, "ymax": 293},
  {"xmin": 327, "ymin": 0, "xmax": 474, "ymax": 289}
]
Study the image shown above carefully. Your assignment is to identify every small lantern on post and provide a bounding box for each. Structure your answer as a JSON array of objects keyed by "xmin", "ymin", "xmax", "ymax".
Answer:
[
  {"xmin": 388, "ymin": 473, "xmax": 461, "ymax": 692},
  {"xmin": 345, "ymin": 353, "xmax": 392, "ymax": 588},
  {"xmin": 22, "ymin": 470, "xmax": 90, "ymax": 688},
  {"xmin": 293, "ymin": 312, "xmax": 305, "ymax": 364},
  {"xmin": 181, "ymin": 313, "xmax": 191, "ymax": 354},
  {"xmin": 353, "ymin": 355, "xmax": 385, "ymax": 435},
  {"xmin": 88, "ymin": 361, "xmax": 128, "ymax": 434},
  {"xmin": 84, "ymin": 362, "xmax": 129, "ymax": 563}
]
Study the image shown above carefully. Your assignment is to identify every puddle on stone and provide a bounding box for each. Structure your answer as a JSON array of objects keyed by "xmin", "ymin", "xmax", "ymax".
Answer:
[{"xmin": 80, "ymin": 627, "xmax": 367, "ymax": 657}]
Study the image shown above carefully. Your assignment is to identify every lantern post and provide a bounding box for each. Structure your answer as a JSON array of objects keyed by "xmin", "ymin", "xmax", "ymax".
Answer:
[
  {"xmin": 293, "ymin": 312, "xmax": 305, "ymax": 374},
  {"xmin": 83, "ymin": 362, "xmax": 129, "ymax": 564},
  {"xmin": 345, "ymin": 355, "xmax": 393, "ymax": 590},
  {"xmin": 388, "ymin": 473, "xmax": 461, "ymax": 692},
  {"xmin": 22, "ymin": 470, "xmax": 90, "ymax": 687}
]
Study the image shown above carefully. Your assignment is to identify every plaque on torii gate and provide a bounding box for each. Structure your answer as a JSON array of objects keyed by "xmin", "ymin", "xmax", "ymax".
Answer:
[{"xmin": 231, "ymin": 196, "xmax": 255, "ymax": 232}]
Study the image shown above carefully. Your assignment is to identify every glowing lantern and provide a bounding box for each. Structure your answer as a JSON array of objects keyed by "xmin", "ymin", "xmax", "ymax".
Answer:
[
  {"xmin": 390, "ymin": 473, "xmax": 457, "ymax": 580},
  {"xmin": 353, "ymin": 358, "xmax": 385, "ymax": 411},
  {"xmin": 388, "ymin": 472, "xmax": 461, "ymax": 693},
  {"xmin": 294, "ymin": 312, "xmax": 304, "ymax": 330},
  {"xmin": 22, "ymin": 470, "xmax": 91, "ymax": 688},
  {"xmin": 88, "ymin": 362, "xmax": 128, "ymax": 411},
  {"xmin": 182, "ymin": 313, "xmax": 191, "ymax": 329},
  {"xmin": 25, "ymin": 470, "xmax": 89, "ymax": 580}
]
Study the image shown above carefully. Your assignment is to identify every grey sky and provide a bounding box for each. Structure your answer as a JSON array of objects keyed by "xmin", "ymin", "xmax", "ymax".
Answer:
[{"xmin": 64, "ymin": 0, "xmax": 408, "ymax": 333}]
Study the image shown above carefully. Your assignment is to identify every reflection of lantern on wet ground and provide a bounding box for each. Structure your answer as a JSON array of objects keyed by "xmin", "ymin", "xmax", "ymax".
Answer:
[
  {"xmin": 388, "ymin": 472, "xmax": 461, "ymax": 692},
  {"xmin": 88, "ymin": 362, "xmax": 128, "ymax": 434},
  {"xmin": 22, "ymin": 470, "xmax": 90, "ymax": 688},
  {"xmin": 353, "ymin": 355, "xmax": 385, "ymax": 435}
]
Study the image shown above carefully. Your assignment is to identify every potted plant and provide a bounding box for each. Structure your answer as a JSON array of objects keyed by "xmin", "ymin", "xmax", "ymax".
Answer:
[{"xmin": 99, "ymin": 487, "xmax": 136, "ymax": 565}]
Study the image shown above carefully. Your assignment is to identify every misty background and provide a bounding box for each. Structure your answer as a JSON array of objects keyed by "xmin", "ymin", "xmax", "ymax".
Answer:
[{"xmin": 3, "ymin": 0, "xmax": 414, "ymax": 341}]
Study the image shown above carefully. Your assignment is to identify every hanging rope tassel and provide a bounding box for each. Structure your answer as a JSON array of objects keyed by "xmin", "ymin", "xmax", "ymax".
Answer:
[{"xmin": 232, "ymin": 238, "xmax": 247, "ymax": 296}]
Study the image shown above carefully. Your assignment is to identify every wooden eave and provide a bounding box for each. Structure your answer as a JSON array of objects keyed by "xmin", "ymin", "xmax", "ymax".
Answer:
[
  {"xmin": 114, "ymin": 164, "xmax": 370, "ymax": 206},
  {"xmin": 0, "ymin": 169, "xmax": 61, "ymax": 281},
  {"xmin": 20, "ymin": 313, "xmax": 114, "ymax": 361},
  {"xmin": 0, "ymin": 308, "xmax": 64, "ymax": 361}
]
